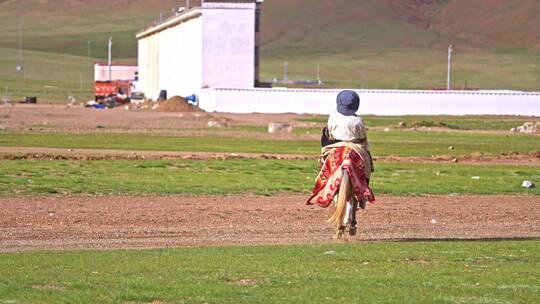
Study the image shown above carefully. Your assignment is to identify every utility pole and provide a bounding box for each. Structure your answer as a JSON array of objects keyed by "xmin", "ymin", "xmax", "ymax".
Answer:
[
  {"xmin": 317, "ymin": 63, "xmax": 321, "ymax": 86},
  {"xmin": 17, "ymin": 21, "xmax": 25, "ymax": 82},
  {"xmin": 284, "ymin": 62, "xmax": 289, "ymax": 81},
  {"xmin": 108, "ymin": 37, "xmax": 112, "ymax": 81},
  {"xmin": 79, "ymin": 72, "xmax": 83, "ymax": 98},
  {"xmin": 447, "ymin": 44, "xmax": 453, "ymax": 90}
]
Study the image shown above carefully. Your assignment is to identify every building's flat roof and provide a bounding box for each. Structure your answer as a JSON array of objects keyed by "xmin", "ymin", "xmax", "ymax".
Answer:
[
  {"xmin": 136, "ymin": 0, "xmax": 260, "ymax": 40},
  {"xmin": 94, "ymin": 62, "xmax": 138, "ymax": 67},
  {"xmin": 136, "ymin": 9, "xmax": 202, "ymax": 40},
  {"xmin": 203, "ymin": 0, "xmax": 260, "ymax": 2}
]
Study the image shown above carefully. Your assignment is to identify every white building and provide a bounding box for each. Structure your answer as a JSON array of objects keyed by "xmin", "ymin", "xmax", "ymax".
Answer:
[
  {"xmin": 94, "ymin": 63, "xmax": 138, "ymax": 82},
  {"xmin": 136, "ymin": 0, "xmax": 262, "ymax": 100},
  {"xmin": 136, "ymin": 0, "xmax": 539, "ymax": 116}
]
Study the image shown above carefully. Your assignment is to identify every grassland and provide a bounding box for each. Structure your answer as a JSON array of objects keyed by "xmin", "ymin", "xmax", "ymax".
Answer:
[
  {"xmin": 1, "ymin": 130, "xmax": 539, "ymax": 157},
  {"xmin": 0, "ymin": 47, "xmax": 98, "ymax": 102},
  {"xmin": 1, "ymin": 1, "xmax": 540, "ymax": 296},
  {"xmin": 258, "ymin": 0, "xmax": 540, "ymax": 90},
  {"xmin": 297, "ymin": 115, "xmax": 538, "ymax": 130},
  {"xmin": 243, "ymin": 116, "xmax": 534, "ymax": 134},
  {"xmin": 1, "ymin": 159, "xmax": 538, "ymax": 196},
  {"xmin": 1, "ymin": 241, "xmax": 539, "ymax": 303}
]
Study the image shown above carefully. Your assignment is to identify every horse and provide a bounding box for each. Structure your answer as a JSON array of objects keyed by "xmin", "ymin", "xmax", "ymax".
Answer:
[{"xmin": 306, "ymin": 143, "xmax": 374, "ymax": 240}]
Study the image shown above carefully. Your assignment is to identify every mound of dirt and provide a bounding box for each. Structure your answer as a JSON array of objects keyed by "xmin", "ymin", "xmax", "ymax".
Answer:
[{"xmin": 156, "ymin": 96, "xmax": 201, "ymax": 113}]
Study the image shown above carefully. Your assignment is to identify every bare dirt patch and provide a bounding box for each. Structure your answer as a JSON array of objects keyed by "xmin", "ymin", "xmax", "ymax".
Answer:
[
  {"xmin": 0, "ymin": 194, "xmax": 538, "ymax": 252},
  {"xmin": 0, "ymin": 104, "xmax": 322, "ymax": 142},
  {"xmin": 1, "ymin": 147, "xmax": 539, "ymax": 166},
  {"xmin": 229, "ymin": 279, "xmax": 261, "ymax": 286},
  {"xmin": 0, "ymin": 147, "xmax": 316, "ymax": 161},
  {"xmin": 401, "ymin": 258, "xmax": 432, "ymax": 265},
  {"xmin": 31, "ymin": 284, "xmax": 66, "ymax": 291},
  {"xmin": 2, "ymin": 104, "xmax": 538, "ymax": 141},
  {"xmin": 0, "ymin": 104, "xmax": 310, "ymax": 136}
]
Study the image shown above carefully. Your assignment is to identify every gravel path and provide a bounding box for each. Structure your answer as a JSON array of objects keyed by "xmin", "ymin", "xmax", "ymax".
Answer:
[{"xmin": 1, "ymin": 195, "xmax": 538, "ymax": 252}]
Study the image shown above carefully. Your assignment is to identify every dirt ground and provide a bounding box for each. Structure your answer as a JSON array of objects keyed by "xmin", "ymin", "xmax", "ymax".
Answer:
[
  {"xmin": 3, "ymin": 104, "xmax": 537, "ymax": 138},
  {"xmin": 1, "ymin": 147, "xmax": 539, "ymax": 166},
  {"xmin": 1, "ymin": 195, "xmax": 538, "ymax": 252},
  {"xmin": 1, "ymin": 105, "xmax": 540, "ymax": 165},
  {"xmin": 0, "ymin": 104, "xmax": 309, "ymax": 135},
  {"xmin": 1, "ymin": 105, "xmax": 539, "ymax": 253}
]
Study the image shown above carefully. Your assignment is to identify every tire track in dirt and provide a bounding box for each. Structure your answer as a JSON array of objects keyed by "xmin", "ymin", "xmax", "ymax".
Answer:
[{"xmin": 1, "ymin": 147, "xmax": 539, "ymax": 165}]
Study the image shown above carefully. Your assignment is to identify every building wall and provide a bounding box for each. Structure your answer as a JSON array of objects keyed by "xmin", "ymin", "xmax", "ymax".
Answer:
[
  {"xmin": 137, "ymin": 2, "xmax": 257, "ymax": 98},
  {"xmin": 198, "ymin": 88, "xmax": 540, "ymax": 116},
  {"xmin": 138, "ymin": 16, "xmax": 204, "ymax": 100},
  {"xmin": 202, "ymin": 3, "xmax": 256, "ymax": 88},
  {"xmin": 158, "ymin": 17, "xmax": 204, "ymax": 98},
  {"xmin": 137, "ymin": 35, "xmax": 160, "ymax": 98}
]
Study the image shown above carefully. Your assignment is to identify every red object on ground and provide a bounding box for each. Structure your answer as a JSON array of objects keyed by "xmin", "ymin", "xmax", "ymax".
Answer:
[
  {"xmin": 307, "ymin": 146, "xmax": 375, "ymax": 208},
  {"xmin": 94, "ymin": 81, "xmax": 131, "ymax": 100}
]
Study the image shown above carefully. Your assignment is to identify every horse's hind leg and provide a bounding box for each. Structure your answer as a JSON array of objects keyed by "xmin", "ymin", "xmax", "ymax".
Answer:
[
  {"xmin": 349, "ymin": 198, "xmax": 358, "ymax": 236},
  {"xmin": 340, "ymin": 200, "xmax": 354, "ymax": 240}
]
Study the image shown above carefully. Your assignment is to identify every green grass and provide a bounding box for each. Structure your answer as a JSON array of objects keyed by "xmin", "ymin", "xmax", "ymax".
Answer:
[
  {"xmin": 0, "ymin": 47, "xmax": 98, "ymax": 102},
  {"xmin": 1, "ymin": 130, "xmax": 539, "ymax": 157},
  {"xmin": 260, "ymin": 1, "xmax": 540, "ymax": 90},
  {"xmin": 0, "ymin": 132, "xmax": 316, "ymax": 155},
  {"xmin": 1, "ymin": 241, "xmax": 539, "ymax": 303},
  {"xmin": 369, "ymin": 130, "xmax": 539, "ymax": 157},
  {"xmin": 373, "ymin": 162, "xmax": 540, "ymax": 196},
  {"xmin": 261, "ymin": 46, "xmax": 540, "ymax": 91},
  {"xmin": 0, "ymin": 159, "xmax": 315, "ymax": 196},
  {"xmin": 1, "ymin": 160, "xmax": 539, "ymax": 196},
  {"xmin": 296, "ymin": 115, "xmax": 538, "ymax": 131}
]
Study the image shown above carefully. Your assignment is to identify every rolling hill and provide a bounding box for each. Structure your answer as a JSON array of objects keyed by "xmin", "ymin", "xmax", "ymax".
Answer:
[{"xmin": 0, "ymin": 0, "xmax": 538, "ymax": 102}]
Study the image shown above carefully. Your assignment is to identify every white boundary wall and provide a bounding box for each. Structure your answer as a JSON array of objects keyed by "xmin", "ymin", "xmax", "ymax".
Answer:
[{"xmin": 198, "ymin": 88, "xmax": 540, "ymax": 116}]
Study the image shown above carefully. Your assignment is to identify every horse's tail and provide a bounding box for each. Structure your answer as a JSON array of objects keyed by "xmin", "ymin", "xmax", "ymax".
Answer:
[{"xmin": 328, "ymin": 170, "xmax": 350, "ymax": 228}]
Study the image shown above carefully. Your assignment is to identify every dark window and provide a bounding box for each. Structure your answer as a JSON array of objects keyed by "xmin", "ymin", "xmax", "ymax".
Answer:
[
  {"xmin": 255, "ymin": 10, "xmax": 261, "ymax": 33},
  {"xmin": 255, "ymin": 46, "xmax": 259, "ymax": 66}
]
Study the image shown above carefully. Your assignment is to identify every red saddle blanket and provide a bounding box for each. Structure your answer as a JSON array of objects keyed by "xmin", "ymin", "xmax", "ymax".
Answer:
[{"xmin": 306, "ymin": 146, "xmax": 375, "ymax": 208}]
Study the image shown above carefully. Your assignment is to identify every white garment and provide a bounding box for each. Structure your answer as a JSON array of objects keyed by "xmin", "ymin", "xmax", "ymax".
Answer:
[{"xmin": 327, "ymin": 111, "xmax": 369, "ymax": 150}]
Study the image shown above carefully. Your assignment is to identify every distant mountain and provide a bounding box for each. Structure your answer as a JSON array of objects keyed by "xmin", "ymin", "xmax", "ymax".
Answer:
[
  {"xmin": 0, "ymin": 0, "xmax": 538, "ymax": 98},
  {"xmin": 435, "ymin": 0, "xmax": 540, "ymax": 49},
  {"xmin": 261, "ymin": 0, "xmax": 540, "ymax": 51},
  {"xmin": 2, "ymin": 0, "xmax": 538, "ymax": 57}
]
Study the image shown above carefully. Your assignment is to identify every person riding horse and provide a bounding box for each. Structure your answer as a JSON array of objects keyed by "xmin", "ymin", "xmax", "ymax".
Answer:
[
  {"xmin": 321, "ymin": 90, "xmax": 374, "ymax": 178},
  {"xmin": 308, "ymin": 90, "xmax": 375, "ymax": 237}
]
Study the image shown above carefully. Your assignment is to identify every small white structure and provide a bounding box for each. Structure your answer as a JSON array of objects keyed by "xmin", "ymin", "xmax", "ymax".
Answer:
[
  {"xmin": 136, "ymin": 0, "xmax": 262, "ymax": 100},
  {"xmin": 94, "ymin": 63, "xmax": 138, "ymax": 82}
]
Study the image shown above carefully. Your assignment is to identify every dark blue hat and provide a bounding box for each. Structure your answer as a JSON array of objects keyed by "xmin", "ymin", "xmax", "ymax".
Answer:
[{"xmin": 336, "ymin": 90, "xmax": 360, "ymax": 116}]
